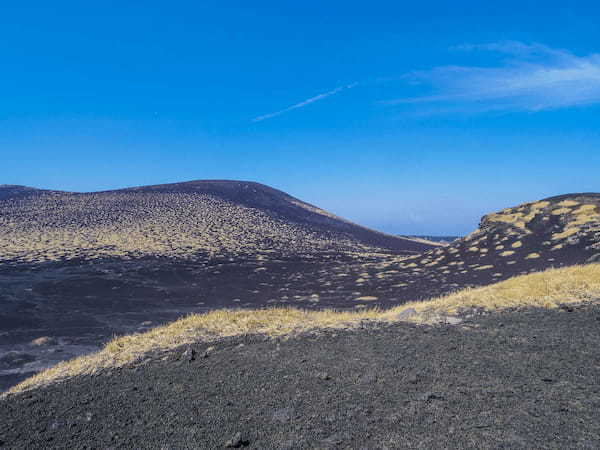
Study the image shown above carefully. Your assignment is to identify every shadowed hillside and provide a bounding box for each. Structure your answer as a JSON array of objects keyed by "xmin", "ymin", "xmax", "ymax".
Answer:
[{"xmin": 0, "ymin": 180, "xmax": 432, "ymax": 264}]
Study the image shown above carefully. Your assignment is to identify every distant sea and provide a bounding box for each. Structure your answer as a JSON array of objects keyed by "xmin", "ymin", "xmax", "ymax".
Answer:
[{"xmin": 400, "ymin": 235, "xmax": 461, "ymax": 244}]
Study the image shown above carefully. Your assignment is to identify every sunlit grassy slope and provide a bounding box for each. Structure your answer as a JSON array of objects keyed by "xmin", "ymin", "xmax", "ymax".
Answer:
[
  {"xmin": 393, "ymin": 194, "xmax": 600, "ymax": 275},
  {"xmin": 8, "ymin": 263, "xmax": 600, "ymax": 396},
  {"xmin": 0, "ymin": 181, "xmax": 432, "ymax": 263}
]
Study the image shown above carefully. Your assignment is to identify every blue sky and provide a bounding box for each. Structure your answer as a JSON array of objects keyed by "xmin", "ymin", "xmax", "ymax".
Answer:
[{"xmin": 2, "ymin": 1, "xmax": 600, "ymax": 235}]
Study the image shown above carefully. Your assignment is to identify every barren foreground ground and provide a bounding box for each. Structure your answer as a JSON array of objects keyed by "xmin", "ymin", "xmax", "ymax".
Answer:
[{"xmin": 2, "ymin": 303, "xmax": 600, "ymax": 449}]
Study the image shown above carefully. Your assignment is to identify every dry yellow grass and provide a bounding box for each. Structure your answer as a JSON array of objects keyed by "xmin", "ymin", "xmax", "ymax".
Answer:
[
  {"xmin": 573, "ymin": 204, "xmax": 597, "ymax": 214},
  {"xmin": 551, "ymin": 208, "xmax": 573, "ymax": 215},
  {"xmin": 569, "ymin": 205, "xmax": 600, "ymax": 227},
  {"xmin": 547, "ymin": 202, "xmax": 600, "ymax": 242},
  {"xmin": 557, "ymin": 200, "xmax": 580, "ymax": 207},
  {"xmin": 552, "ymin": 228, "xmax": 579, "ymax": 240},
  {"xmin": 530, "ymin": 201, "xmax": 551, "ymax": 209},
  {"xmin": 7, "ymin": 263, "xmax": 600, "ymax": 397},
  {"xmin": 355, "ymin": 296, "xmax": 379, "ymax": 301}
]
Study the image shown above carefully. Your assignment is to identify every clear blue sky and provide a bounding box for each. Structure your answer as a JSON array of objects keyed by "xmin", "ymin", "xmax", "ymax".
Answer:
[{"xmin": 2, "ymin": 1, "xmax": 600, "ymax": 235}]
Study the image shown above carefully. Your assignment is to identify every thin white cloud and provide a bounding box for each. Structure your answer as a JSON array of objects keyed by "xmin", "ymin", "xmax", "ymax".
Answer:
[
  {"xmin": 386, "ymin": 41, "xmax": 600, "ymax": 112},
  {"xmin": 252, "ymin": 82, "xmax": 358, "ymax": 122}
]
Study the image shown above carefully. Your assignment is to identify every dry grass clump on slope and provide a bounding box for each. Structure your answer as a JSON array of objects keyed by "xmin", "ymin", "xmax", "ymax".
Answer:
[{"xmin": 7, "ymin": 263, "xmax": 600, "ymax": 396}]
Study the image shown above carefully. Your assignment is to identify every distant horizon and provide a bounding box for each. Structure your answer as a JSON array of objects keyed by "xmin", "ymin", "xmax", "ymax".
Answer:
[{"xmin": 2, "ymin": 2, "xmax": 599, "ymax": 236}]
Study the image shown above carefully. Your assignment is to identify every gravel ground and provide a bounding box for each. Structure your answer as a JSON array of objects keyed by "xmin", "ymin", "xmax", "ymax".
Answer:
[{"xmin": 2, "ymin": 303, "xmax": 600, "ymax": 449}]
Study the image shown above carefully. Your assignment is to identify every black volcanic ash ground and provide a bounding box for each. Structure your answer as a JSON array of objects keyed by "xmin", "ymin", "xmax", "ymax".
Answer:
[{"xmin": 2, "ymin": 303, "xmax": 600, "ymax": 449}]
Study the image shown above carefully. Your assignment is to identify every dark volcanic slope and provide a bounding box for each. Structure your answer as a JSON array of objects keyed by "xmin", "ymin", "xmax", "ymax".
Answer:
[
  {"xmin": 0, "ymin": 180, "xmax": 431, "ymax": 264},
  {"xmin": 1, "ymin": 192, "xmax": 599, "ymax": 392},
  {"xmin": 377, "ymin": 193, "xmax": 600, "ymax": 296},
  {"xmin": 2, "ymin": 303, "xmax": 600, "ymax": 449}
]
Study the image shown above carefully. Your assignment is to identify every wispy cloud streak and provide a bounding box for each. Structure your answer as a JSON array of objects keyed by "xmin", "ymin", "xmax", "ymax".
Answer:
[
  {"xmin": 385, "ymin": 42, "xmax": 600, "ymax": 112},
  {"xmin": 252, "ymin": 82, "xmax": 357, "ymax": 122}
]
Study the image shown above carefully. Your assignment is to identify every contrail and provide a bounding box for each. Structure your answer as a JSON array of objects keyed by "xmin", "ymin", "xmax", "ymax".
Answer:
[{"xmin": 252, "ymin": 82, "xmax": 358, "ymax": 122}]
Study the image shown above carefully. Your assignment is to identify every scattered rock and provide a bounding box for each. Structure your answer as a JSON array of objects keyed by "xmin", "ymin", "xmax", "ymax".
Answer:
[
  {"xmin": 49, "ymin": 420, "xmax": 65, "ymax": 430},
  {"xmin": 277, "ymin": 439, "xmax": 299, "ymax": 450},
  {"xmin": 586, "ymin": 254, "xmax": 600, "ymax": 263},
  {"xmin": 443, "ymin": 316, "xmax": 463, "ymax": 325},
  {"xmin": 224, "ymin": 432, "xmax": 249, "ymax": 448},
  {"xmin": 272, "ymin": 407, "xmax": 294, "ymax": 423},
  {"xmin": 357, "ymin": 372, "xmax": 377, "ymax": 385},
  {"xmin": 505, "ymin": 432, "xmax": 528, "ymax": 446},
  {"xmin": 203, "ymin": 346, "xmax": 215, "ymax": 358},
  {"xmin": 408, "ymin": 374, "xmax": 420, "ymax": 384},
  {"xmin": 181, "ymin": 347, "xmax": 196, "ymax": 362},
  {"xmin": 419, "ymin": 391, "xmax": 444, "ymax": 402},
  {"xmin": 322, "ymin": 432, "xmax": 349, "ymax": 446},
  {"xmin": 396, "ymin": 308, "xmax": 417, "ymax": 320},
  {"xmin": 30, "ymin": 336, "xmax": 58, "ymax": 346},
  {"xmin": 0, "ymin": 352, "xmax": 36, "ymax": 369}
]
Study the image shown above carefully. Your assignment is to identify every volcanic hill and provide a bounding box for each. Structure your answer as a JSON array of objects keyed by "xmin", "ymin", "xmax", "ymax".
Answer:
[
  {"xmin": 375, "ymin": 193, "xmax": 600, "ymax": 300},
  {"xmin": 0, "ymin": 180, "xmax": 431, "ymax": 265}
]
